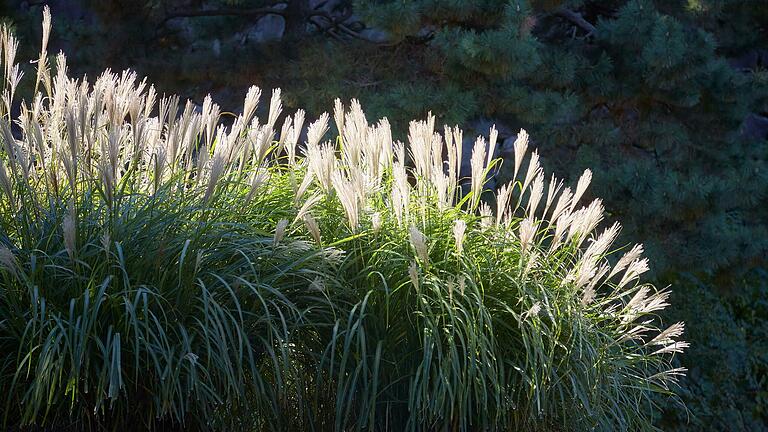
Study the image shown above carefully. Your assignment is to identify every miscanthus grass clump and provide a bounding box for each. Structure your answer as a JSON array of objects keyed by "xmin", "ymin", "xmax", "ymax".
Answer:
[{"xmin": 0, "ymin": 9, "xmax": 686, "ymax": 432}]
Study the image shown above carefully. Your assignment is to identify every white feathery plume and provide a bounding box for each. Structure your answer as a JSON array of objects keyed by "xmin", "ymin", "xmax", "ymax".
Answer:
[
  {"xmin": 521, "ymin": 150, "xmax": 541, "ymax": 194},
  {"xmin": 63, "ymin": 213, "xmax": 76, "ymax": 259},
  {"xmin": 251, "ymin": 124, "xmax": 274, "ymax": 166},
  {"xmin": 34, "ymin": 6, "xmax": 52, "ymax": 95},
  {"xmin": 637, "ymin": 288, "xmax": 670, "ymax": 315},
  {"xmin": 445, "ymin": 125, "xmax": 458, "ymax": 199},
  {"xmin": 409, "ymin": 226, "xmax": 429, "ymax": 264},
  {"xmin": 294, "ymin": 193, "xmax": 322, "ymax": 224},
  {"xmin": 519, "ymin": 217, "xmax": 536, "ymax": 254},
  {"xmin": 470, "ymin": 137, "xmax": 487, "ymax": 209},
  {"xmin": 567, "ymin": 199, "xmax": 604, "ymax": 247},
  {"xmin": 274, "ymin": 219, "xmax": 289, "ymax": 245},
  {"xmin": 618, "ymin": 320, "xmax": 653, "ymax": 343},
  {"xmin": 306, "ymin": 140, "xmax": 336, "ymax": 192},
  {"xmin": 143, "ymin": 85, "xmax": 157, "ymax": 119},
  {"xmin": 0, "ymin": 161, "xmax": 12, "ymax": 201},
  {"xmin": 512, "ymin": 129, "xmax": 529, "ymax": 180},
  {"xmin": 618, "ymin": 258, "xmax": 650, "ymax": 289},
  {"xmin": 486, "ymin": 125, "xmax": 498, "ymax": 169},
  {"xmin": 309, "ymin": 276, "xmax": 324, "ymax": 293},
  {"xmin": 583, "ymin": 222, "xmax": 621, "ymax": 264},
  {"xmin": 648, "ymin": 322, "xmax": 685, "ymax": 346},
  {"xmin": 332, "ymin": 171, "xmax": 361, "ymax": 230},
  {"xmin": 446, "ymin": 277, "xmax": 455, "ymax": 302},
  {"xmin": 581, "ymin": 286, "xmax": 596, "ymax": 306},
  {"xmin": 349, "ymin": 167, "xmax": 368, "ymax": 209},
  {"xmin": 408, "ymin": 117, "xmax": 433, "ymax": 182},
  {"xmin": 623, "ymin": 286, "xmax": 650, "ymax": 320},
  {"xmin": 524, "ymin": 301, "xmax": 541, "ymax": 320},
  {"xmin": 479, "ymin": 202, "xmax": 493, "ymax": 228},
  {"xmin": 242, "ymin": 86, "xmax": 261, "ymax": 127},
  {"xmin": 581, "ymin": 263, "xmax": 610, "ymax": 305},
  {"xmin": 452, "ymin": 126, "xmax": 463, "ymax": 181},
  {"xmin": 570, "ymin": 261, "xmax": 597, "ymax": 291},
  {"xmin": 526, "ymin": 173, "xmax": 544, "ymax": 218},
  {"xmin": 371, "ymin": 212, "xmax": 382, "ymax": 233},
  {"xmin": 433, "ymin": 171, "xmax": 450, "ymax": 210},
  {"xmin": 523, "ymin": 251, "xmax": 539, "ymax": 276},
  {"xmin": 453, "ymin": 219, "xmax": 467, "ymax": 255},
  {"xmin": 159, "ymin": 95, "xmax": 180, "ymax": 131},
  {"xmin": 409, "ymin": 261, "xmax": 420, "ymax": 291},
  {"xmin": 200, "ymin": 95, "xmax": 219, "ymax": 148},
  {"xmin": 549, "ymin": 213, "xmax": 573, "ymax": 254},
  {"xmin": 266, "ymin": 88, "xmax": 282, "ymax": 130},
  {"xmin": 204, "ymin": 126, "xmax": 229, "ymax": 202},
  {"xmin": 652, "ymin": 341, "xmax": 690, "ymax": 356},
  {"xmin": 2, "ymin": 29, "xmax": 19, "ymax": 83},
  {"xmin": 303, "ymin": 213, "xmax": 322, "ymax": 245},
  {"xmin": 549, "ymin": 187, "xmax": 573, "ymax": 224},
  {"xmin": 341, "ymin": 100, "xmax": 368, "ymax": 169},
  {"xmin": 152, "ymin": 138, "xmax": 168, "ymax": 192},
  {"xmin": 1, "ymin": 31, "xmax": 22, "ymax": 115},
  {"xmin": 429, "ymin": 131, "xmax": 443, "ymax": 187},
  {"xmin": 63, "ymin": 107, "xmax": 79, "ymax": 186},
  {"xmin": 306, "ymin": 113, "xmax": 330, "ymax": 149},
  {"xmin": 571, "ymin": 169, "xmax": 592, "ymax": 209},
  {"xmin": 245, "ymin": 168, "xmax": 269, "ymax": 202},
  {"xmin": 496, "ymin": 182, "xmax": 514, "ymax": 226},
  {"xmin": 622, "ymin": 287, "xmax": 669, "ymax": 325},
  {"xmin": 363, "ymin": 120, "xmax": 391, "ymax": 189},
  {"xmin": 277, "ymin": 116, "xmax": 292, "ymax": 156},
  {"xmin": 648, "ymin": 367, "xmax": 688, "ymax": 387},
  {"xmin": 0, "ymin": 245, "xmax": 17, "ymax": 276},
  {"xmin": 333, "ymin": 98, "xmax": 345, "ymax": 137},
  {"xmin": 608, "ymin": 244, "xmax": 644, "ymax": 280},
  {"xmin": 286, "ymin": 109, "xmax": 305, "ymax": 164},
  {"xmin": 374, "ymin": 118, "xmax": 393, "ymax": 171},
  {"xmin": 29, "ymin": 114, "xmax": 48, "ymax": 170},
  {"xmin": 295, "ymin": 169, "xmax": 314, "ymax": 203},
  {"xmin": 391, "ymin": 143, "xmax": 410, "ymax": 224}
]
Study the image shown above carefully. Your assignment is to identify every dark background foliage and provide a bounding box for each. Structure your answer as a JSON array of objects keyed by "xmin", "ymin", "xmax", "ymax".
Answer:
[{"xmin": 2, "ymin": 0, "xmax": 767, "ymax": 429}]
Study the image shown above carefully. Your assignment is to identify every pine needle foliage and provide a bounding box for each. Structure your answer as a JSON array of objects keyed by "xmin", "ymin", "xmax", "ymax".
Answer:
[{"xmin": 0, "ymin": 10, "xmax": 686, "ymax": 431}]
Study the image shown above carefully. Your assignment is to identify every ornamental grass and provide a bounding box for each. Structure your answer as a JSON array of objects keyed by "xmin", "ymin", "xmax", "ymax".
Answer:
[{"xmin": 0, "ymin": 9, "xmax": 686, "ymax": 431}]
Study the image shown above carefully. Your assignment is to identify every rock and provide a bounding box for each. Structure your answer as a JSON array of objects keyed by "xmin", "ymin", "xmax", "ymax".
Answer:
[
  {"xmin": 244, "ymin": 14, "xmax": 286, "ymax": 44},
  {"xmin": 309, "ymin": 0, "xmax": 344, "ymax": 13},
  {"xmin": 346, "ymin": 14, "xmax": 366, "ymax": 26},
  {"xmin": 165, "ymin": 18, "xmax": 197, "ymax": 44},
  {"xmin": 741, "ymin": 113, "xmax": 768, "ymax": 141},
  {"xmin": 358, "ymin": 27, "xmax": 392, "ymax": 43},
  {"xmin": 466, "ymin": 118, "xmax": 514, "ymax": 138},
  {"xmin": 729, "ymin": 49, "xmax": 768, "ymax": 72},
  {"xmin": 416, "ymin": 25, "xmax": 437, "ymax": 39},
  {"xmin": 500, "ymin": 134, "xmax": 518, "ymax": 158}
]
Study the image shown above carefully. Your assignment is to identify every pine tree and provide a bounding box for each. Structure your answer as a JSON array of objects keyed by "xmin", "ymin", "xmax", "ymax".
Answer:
[{"xmin": 349, "ymin": 0, "xmax": 768, "ymax": 279}]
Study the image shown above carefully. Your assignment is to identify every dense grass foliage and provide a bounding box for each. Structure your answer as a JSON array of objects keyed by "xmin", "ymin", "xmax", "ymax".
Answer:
[{"xmin": 0, "ymin": 12, "xmax": 686, "ymax": 431}]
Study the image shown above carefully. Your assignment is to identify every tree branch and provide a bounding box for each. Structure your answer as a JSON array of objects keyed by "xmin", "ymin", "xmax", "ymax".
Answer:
[
  {"xmin": 310, "ymin": 12, "xmax": 388, "ymax": 44},
  {"xmin": 555, "ymin": 7, "xmax": 596, "ymax": 36},
  {"xmin": 160, "ymin": 6, "xmax": 287, "ymax": 27},
  {"xmin": 160, "ymin": 2, "xmax": 389, "ymax": 45}
]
